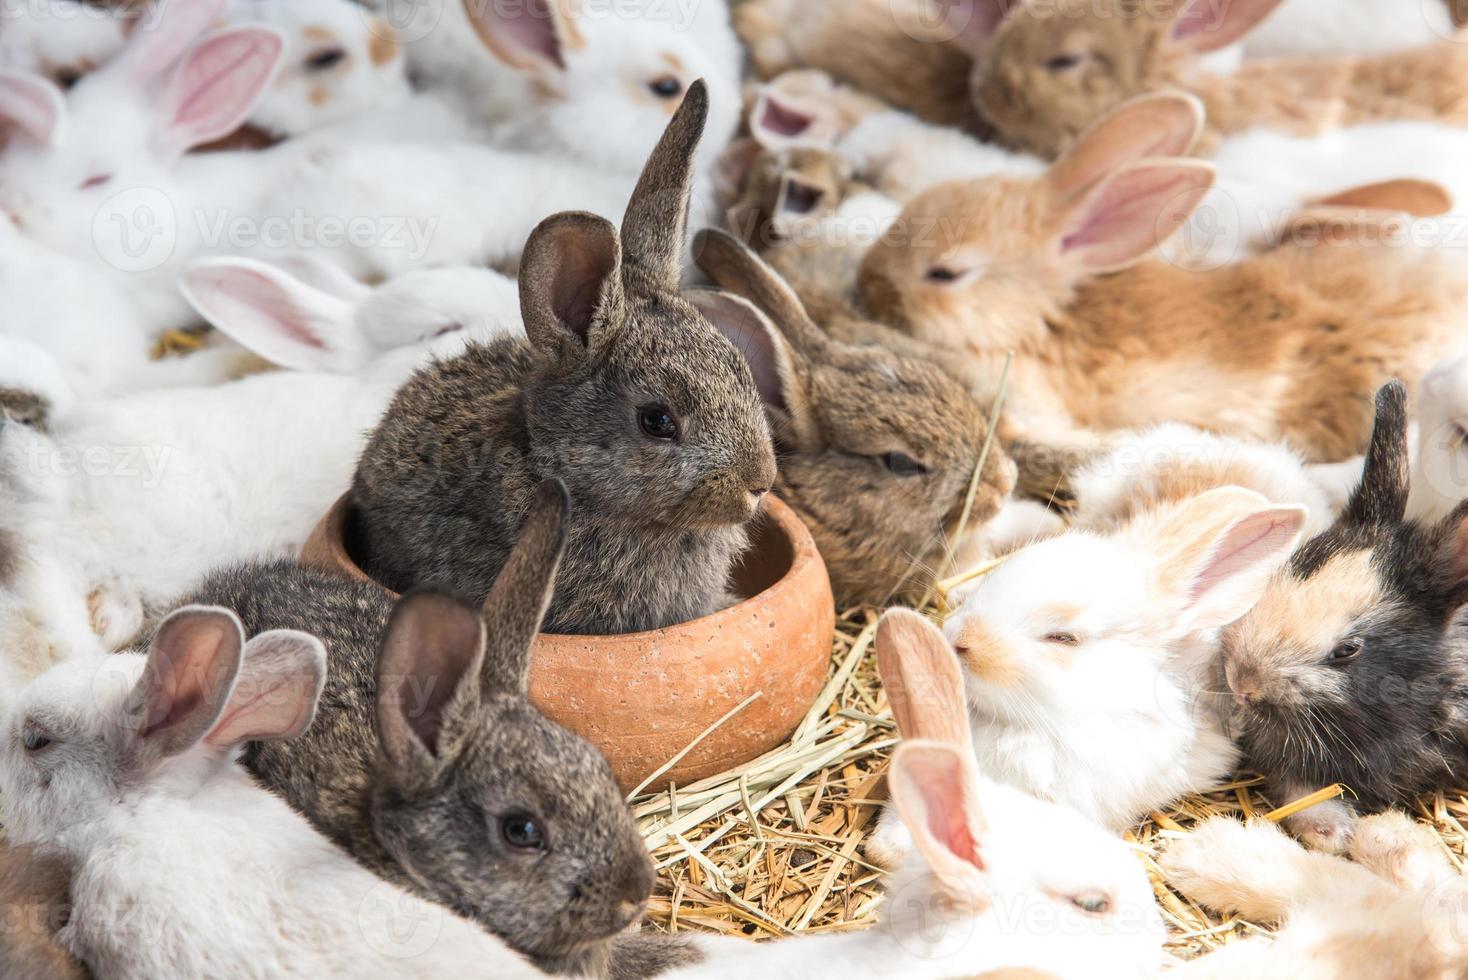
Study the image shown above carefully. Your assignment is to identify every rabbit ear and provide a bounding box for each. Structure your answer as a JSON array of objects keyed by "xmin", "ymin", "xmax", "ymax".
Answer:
[
  {"xmin": 1343, "ymin": 381, "xmax": 1412, "ymax": 531},
  {"xmin": 1313, "ymin": 178, "xmax": 1453, "ymax": 219},
  {"xmin": 125, "ymin": 606, "xmax": 245, "ymax": 766},
  {"xmin": 461, "ymin": 0, "xmax": 583, "ymax": 77},
  {"xmin": 888, "ymin": 740, "xmax": 990, "ymax": 909},
  {"xmin": 938, "ymin": 0, "xmax": 1019, "ymax": 54},
  {"xmin": 0, "ymin": 70, "xmax": 65, "ymax": 148},
  {"xmin": 205, "ymin": 630, "xmax": 326, "ymax": 747},
  {"xmin": 267, "ymin": 254, "xmax": 374, "ymax": 305},
  {"xmin": 620, "ymin": 78, "xmax": 709, "ymax": 294},
  {"xmin": 181, "ymin": 257, "xmax": 364, "ymax": 372},
  {"xmin": 692, "ymin": 228, "xmax": 828, "ymax": 351},
  {"xmin": 876, "ymin": 609, "xmax": 971, "ymax": 746},
  {"xmin": 156, "ymin": 26, "xmax": 285, "ymax": 155},
  {"xmin": 1047, "ymin": 92, "xmax": 1205, "ymax": 199},
  {"xmin": 749, "ymin": 90, "xmax": 835, "ymax": 152},
  {"xmin": 377, "ymin": 590, "xmax": 488, "ymax": 779},
  {"xmin": 480, "ymin": 480, "xmax": 569, "ymax": 697},
  {"xmin": 713, "ymin": 138, "xmax": 763, "ymax": 201},
  {"xmin": 1436, "ymin": 499, "xmax": 1468, "ymax": 598},
  {"xmin": 1056, "ymin": 160, "xmax": 1215, "ymax": 273},
  {"xmin": 519, "ymin": 211, "xmax": 626, "ymax": 368},
  {"xmin": 1172, "ymin": 0, "xmax": 1285, "ymax": 54},
  {"xmin": 121, "ymin": 0, "xmax": 230, "ymax": 84},
  {"xmin": 1138, "ymin": 487, "xmax": 1306, "ymax": 630},
  {"xmin": 686, "ymin": 289, "xmax": 802, "ymax": 419}
]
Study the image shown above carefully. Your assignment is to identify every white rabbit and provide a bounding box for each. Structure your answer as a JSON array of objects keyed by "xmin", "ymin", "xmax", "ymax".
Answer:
[
  {"xmin": 367, "ymin": 0, "xmax": 740, "ymax": 186},
  {"xmin": 0, "ymin": 257, "xmax": 523, "ymax": 676},
  {"xmin": 0, "ymin": 0, "xmax": 127, "ymax": 91},
  {"xmin": 665, "ymin": 609, "xmax": 1165, "ymax": 980},
  {"xmin": 1068, "ymin": 423, "xmax": 1347, "ymax": 538},
  {"xmin": 1238, "ymin": 0, "xmax": 1457, "ymax": 59},
  {"xmin": 938, "ymin": 487, "xmax": 1306, "ymax": 834},
  {"xmin": 0, "ymin": 605, "xmax": 547, "ymax": 979}
]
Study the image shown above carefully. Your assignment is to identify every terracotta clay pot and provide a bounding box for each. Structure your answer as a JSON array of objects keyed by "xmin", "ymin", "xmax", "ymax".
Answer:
[{"xmin": 300, "ymin": 494, "xmax": 836, "ymax": 792}]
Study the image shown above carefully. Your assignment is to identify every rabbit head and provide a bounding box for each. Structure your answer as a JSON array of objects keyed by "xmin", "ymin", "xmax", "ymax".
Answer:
[
  {"xmin": 242, "ymin": 0, "xmax": 412, "ymax": 138},
  {"xmin": 1410, "ymin": 352, "xmax": 1468, "ymax": 524},
  {"xmin": 693, "ymin": 228, "xmax": 1015, "ymax": 605},
  {"xmin": 963, "ymin": 0, "xmax": 1284, "ymax": 158},
  {"xmin": 1223, "ymin": 381, "xmax": 1468, "ymax": 810},
  {"xmin": 461, "ymin": 0, "xmax": 740, "ymax": 178},
  {"xmin": 512, "ymin": 80, "xmax": 777, "ymax": 532},
  {"xmin": 182, "ymin": 254, "xmax": 522, "ymax": 373},
  {"xmin": 0, "ymin": 0, "xmax": 282, "ymax": 250},
  {"xmin": 0, "ymin": 603, "xmax": 326, "ymax": 847},
  {"xmin": 857, "ymin": 93, "xmax": 1209, "ymax": 351},
  {"xmin": 876, "ymin": 609, "xmax": 1165, "ymax": 977},
  {"xmin": 0, "ymin": 0, "xmax": 128, "ymax": 93},
  {"xmin": 945, "ymin": 487, "xmax": 1304, "ymax": 828},
  {"xmin": 368, "ymin": 482, "xmax": 654, "ymax": 973}
]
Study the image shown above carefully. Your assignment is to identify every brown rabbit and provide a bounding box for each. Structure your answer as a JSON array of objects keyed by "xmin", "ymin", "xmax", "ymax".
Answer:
[
  {"xmin": 857, "ymin": 106, "xmax": 1468, "ymax": 462},
  {"xmin": 691, "ymin": 228, "xmax": 1016, "ymax": 604},
  {"xmin": 965, "ymin": 0, "xmax": 1468, "ymax": 159},
  {"xmin": 733, "ymin": 0, "xmax": 984, "ymax": 127},
  {"xmin": 0, "ymin": 843, "xmax": 89, "ymax": 979}
]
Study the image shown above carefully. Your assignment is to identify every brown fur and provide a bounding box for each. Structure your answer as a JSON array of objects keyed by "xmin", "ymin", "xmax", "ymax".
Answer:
[
  {"xmin": 694, "ymin": 229, "xmax": 1015, "ymax": 605},
  {"xmin": 733, "ymin": 0, "xmax": 979, "ymax": 127},
  {"xmin": 973, "ymin": 0, "xmax": 1468, "ymax": 159},
  {"xmin": 366, "ymin": 16, "xmax": 398, "ymax": 66},
  {"xmin": 1163, "ymin": 815, "xmax": 1468, "ymax": 979},
  {"xmin": 858, "ymin": 162, "xmax": 1468, "ymax": 462},
  {"xmin": 724, "ymin": 146, "xmax": 869, "ymax": 254},
  {"xmin": 0, "ymin": 844, "xmax": 90, "ymax": 980}
]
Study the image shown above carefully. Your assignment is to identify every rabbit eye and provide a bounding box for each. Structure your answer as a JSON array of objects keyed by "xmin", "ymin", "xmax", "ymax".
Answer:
[
  {"xmin": 499, "ymin": 813, "xmax": 546, "ymax": 851},
  {"xmin": 638, "ymin": 405, "xmax": 679, "ymax": 440},
  {"xmin": 924, "ymin": 265, "xmax": 966, "ymax": 284},
  {"xmin": 1044, "ymin": 53, "xmax": 1085, "ymax": 72},
  {"xmin": 648, "ymin": 75, "xmax": 683, "ymax": 99},
  {"xmin": 306, "ymin": 47, "xmax": 348, "ymax": 72},
  {"xmin": 53, "ymin": 67, "xmax": 83, "ymax": 90},
  {"xmin": 1070, "ymin": 892, "xmax": 1111, "ymax": 915},
  {"xmin": 881, "ymin": 452, "xmax": 927, "ymax": 478},
  {"xmin": 1044, "ymin": 631, "xmax": 1080, "ymax": 646},
  {"xmin": 430, "ymin": 322, "xmax": 463, "ymax": 339},
  {"xmin": 22, "ymin": 728, "xmax": 52, "ymax": 753},
  {"xmin": 780, "ymin": 180, "xmax": 824, "ymax": 215},
  {"xmin": 1329, "ymin": 637, "xmax": 1363, "ymax": 663},
  {"xmin": 79, "ymin": 174, "xmax": 112, "ymax": 190}
]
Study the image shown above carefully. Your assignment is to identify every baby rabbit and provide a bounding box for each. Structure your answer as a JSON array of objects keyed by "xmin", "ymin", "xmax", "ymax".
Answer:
[
  {"xmin": 0, "ymin": 843, "xmax": 88, "ymax": 980},
  {"xmin": 966, "ymin": 0, "xmax": 1468, "ymax": 158},
  {"xmin": 1163, "ymin": 813, "xmax": 1468, "ymax": 977},
  {"xmin": 352, "ymin": 82, "xmax": 780, "ymax": 635},
  {"xmin": 661, "ymin": 608, "xmax": 1165, "ymax": 979},
  {"xmin": 1223, "ymin": 382, "xmax": 1468, "ymax": 850},
  {"xmin": 692, "ymin": 228, "xmax": 1017, "ymax": 604},
  {"xmin": 858, "ymin": 114, "xmax": 1468, "ymax": 462},
  {"xmin": 187, "ymin": 483, "xmax": 655, "ymax": 977},
  {"xmin": 941, "ymin": 487, "xmax": 1305, "ymax": 833},
  {"xmin": 1411, "ymin": 351, "xmax": 1468, "ymax": 524},
  {"xmin": 0, "ymin": 604, "xmax": 548, "ymax": 978}
]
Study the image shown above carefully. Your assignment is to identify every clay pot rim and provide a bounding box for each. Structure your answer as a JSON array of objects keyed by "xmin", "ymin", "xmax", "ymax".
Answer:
[{"xmin": 302, "ymin": 493, "xmax": 816, "ymax": 640}]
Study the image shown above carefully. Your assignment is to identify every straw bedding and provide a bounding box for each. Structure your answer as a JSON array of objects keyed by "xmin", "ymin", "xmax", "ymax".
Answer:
[{"xmin": 629, "ymin": 592, "xmax": 1468, "ymax": 962}]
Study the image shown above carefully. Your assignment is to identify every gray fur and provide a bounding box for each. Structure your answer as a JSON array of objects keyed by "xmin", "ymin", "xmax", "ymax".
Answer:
[
  {"xmin": 182, "ymin": 483, "xmax": 654, "ymax": 976},
  {"xmin": 351, "ymin": 80, "xmax": 778, "ymax": 635}
]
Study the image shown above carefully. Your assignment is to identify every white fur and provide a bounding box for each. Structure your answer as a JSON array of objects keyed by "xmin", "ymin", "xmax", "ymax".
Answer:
[
  {"xmin": 0, "ymin": 636, "xmax": 546, "ymax": 978},
  {"xmin": 1070, "ymin": 424, "xmax": 1341, "ymax": 536},
  {"xmin": 0, "ymin": 263, "xmax": 522, "ymax": 675},
  {"xmin": 665, "ymin": 756, "xmax": 1164, "ymax": 980},
  {"xmin": 836, "ymin": 108, "xmax": 1046, "ymax": 201},
  {"xmin": 1240, "ymin": 0, "xmax": 1456, "ymax": 59},
  {"xmin": 0, "ymin": 0, "xmax": 126, "ymax": 86},
  {"xmin": 1410, "ymin": 352, "xmax": 1468, "ymax": 522}
]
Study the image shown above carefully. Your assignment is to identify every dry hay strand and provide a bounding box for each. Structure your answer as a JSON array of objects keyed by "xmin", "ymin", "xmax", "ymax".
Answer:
[{"xmin": 630, "ymin": 583, "xmax": 1468, "ymax": 964}]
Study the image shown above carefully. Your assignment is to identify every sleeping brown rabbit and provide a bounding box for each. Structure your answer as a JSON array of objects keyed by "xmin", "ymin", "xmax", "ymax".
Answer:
[
  {"xmin": 857, "ymin": 100, "xmax": 1468, "ymax": 463},
  {"xmin": 965, "ymin": 0, "xmax": 1468, "ymax": 158},
  {"xmin": 692, "ymin": 228, "xmax": 1016, "ymax": 603}
]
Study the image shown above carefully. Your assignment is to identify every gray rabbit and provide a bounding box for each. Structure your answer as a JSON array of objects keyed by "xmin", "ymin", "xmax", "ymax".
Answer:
[
  {"xmin": 183, "ymin": 482, "xmax": 654, "ymax": 977},
  {"xmin": 351, "ymin": 80, "xmax": 780, "ymax": 635}
]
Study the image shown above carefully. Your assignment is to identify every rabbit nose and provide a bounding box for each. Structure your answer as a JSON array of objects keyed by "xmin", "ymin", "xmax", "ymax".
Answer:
[
  {"xmin": 618, "ymin": 898, "xmax": 645, "ymax": 924},
  {"xmin": 1227, "ymin": 663, "xmax": 1263, "ymax": 704}
]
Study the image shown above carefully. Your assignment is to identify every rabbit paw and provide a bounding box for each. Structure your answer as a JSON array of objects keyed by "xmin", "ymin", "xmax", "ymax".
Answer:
[
  {"xmin": 88, "ymin": 583, "xmax": 144, "ymax": 650},
  {"xmin": 1284, "ymin": 799, "xmax": 1356, "ymax": 855},
  {"xmin": 1349, "ymin": 811, "xmax": 1456, "ymax": 892},
  {"xmin": 0, "ymin": 388, "xmax": 52, "ymax": 431},
  {"xmin": 863, "ymin": 804, "xmax": 911, "ymax": 871},
  {"xmin": 1161, "ymin": 818, "xmax": 1303, "ymax": 922}
]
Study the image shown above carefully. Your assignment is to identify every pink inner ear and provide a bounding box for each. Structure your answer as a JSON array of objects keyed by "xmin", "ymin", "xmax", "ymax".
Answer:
[
  {"xmin": 0, "ymin": 74, "xmax": 60, "ymax": 147},
  {"xmin": 475, "ymin": 0, "xmax": 565, "ymax": 69},
  {"xmin": 167, "ymin": 29, "xmax": 283, "ymax": 151},
  {"xmin": 192, "ymin": 267, "xmax": 330, "ymax": 352},
  {"xmin": 1171, "ymin": 0, "xmax": 1283, "ymax": 53},
  {"xmin": 1061, "ymin": 165, "xmax": 1211, "ymax": 271},
  {"xmin": 759, "ymin": 96, "xmax": 815, "ymax": 139},
  {"xmin": 1191, "ymin": 514, "xmax": 1296, "ymax": 601}
]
